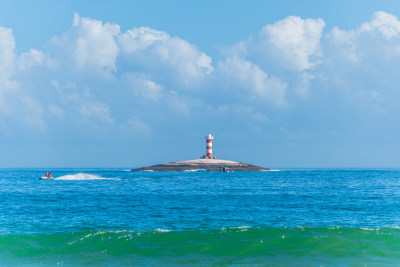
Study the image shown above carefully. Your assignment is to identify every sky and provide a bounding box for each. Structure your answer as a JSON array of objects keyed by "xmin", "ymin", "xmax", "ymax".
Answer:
[{"xmin": 1, "ymin": 0, "xmax": 400, "ymax": 168}]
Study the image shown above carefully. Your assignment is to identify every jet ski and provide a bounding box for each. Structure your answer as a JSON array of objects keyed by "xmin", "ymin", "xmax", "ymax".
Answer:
[
  {"xmin": 39, "ymin": 174, "xmax": 53, "ymax": 180},
  {"xmin": 39, "ymin": 176, "xmax": 53, "ymax": 180}
]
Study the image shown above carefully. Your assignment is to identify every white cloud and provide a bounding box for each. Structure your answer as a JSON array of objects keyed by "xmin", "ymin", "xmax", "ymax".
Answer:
[
  {"xmin": 217, "ymin": 56, "xmax": 287, "ymax": 105},
  {"xmin": 118, "ymin": 27, "xmax": 169, "ymax": 53},
  {"xmin": 52, "ymin": 81, "xmax": 114, "ymax": 124},
  {"xmin": 124, "ymin": 73, "xmax": 163, "ymax": 101},
  {"xmin": 359, "ymin": 11, "xmax": 400, "ymax": 39},
  {"xmin": 324, "ymin": 27, "xmax": 358, "ymax": 64},
  {"xmin": 49, "ymin": 13, "xmax": 120, "ymax": 73},
  {"xmin": 314, "ymin": 10, "xmax": 400, "ymax": 116},
  {"xmin": 17, "ymin": 49, "xmax": 44, "ymax": 70},
  {"xmin": 218, "ymin": 15, "xmax": 325, "ymax": 102},
  {"xmin": 118, "ymin": 27, "xmax": 213, "ymax": 87},
  {"xmin": 0, "ymin": 26, "xmax": 15, "ymax": 80},
  {"xmin": 256, "ymin": 16, "xmax": 325, "ymax": 71},
  {"xmin": 326, "ymin": 11, "xmax": 400, "ymax": 64},
  {"xmin": 221, "ymin": 12, "xmax": 400, "ymax": 105},
  {"xmin": 0, "ymin": 14, "xmax": 218, "ymax": 135},
  {"xmin": 0, "ymin": 27, "xmax": 17, "ymax": 113},
  {"xmin": 323, "ymin": 11, "xmax": 400, "ymax": 75},
  {"xmin": 69, "ymin": 86, "xmax": 114, "ymax": 123}
]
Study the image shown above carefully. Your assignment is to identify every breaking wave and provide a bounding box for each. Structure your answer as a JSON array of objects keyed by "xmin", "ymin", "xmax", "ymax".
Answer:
[{"xmin": 2, "ymin": 227, "xmax": 400, "ymax": 265}]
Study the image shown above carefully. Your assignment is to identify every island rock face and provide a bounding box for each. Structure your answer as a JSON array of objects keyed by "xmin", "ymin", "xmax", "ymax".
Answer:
[{"xmin": 132, "ymin": 158, "xmax": 269, "ymax": 172}]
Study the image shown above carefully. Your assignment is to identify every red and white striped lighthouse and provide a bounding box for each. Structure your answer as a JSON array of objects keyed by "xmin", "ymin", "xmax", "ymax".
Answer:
[{"xmin": 205, "ymin": 133, "xmax": 214, "ymax": 158}]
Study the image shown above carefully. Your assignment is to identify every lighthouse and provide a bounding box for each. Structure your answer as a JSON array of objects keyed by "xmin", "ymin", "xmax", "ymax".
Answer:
[
  {"xmin": 132, "ymin": 131, "xmax": 270, "ymax": 171},
  {"xmin": 203, "ymin": 133, "xmax": 215, "ymax": 159}
]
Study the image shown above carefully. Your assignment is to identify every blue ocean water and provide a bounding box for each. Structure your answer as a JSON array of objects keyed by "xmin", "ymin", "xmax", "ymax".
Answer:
[{"xmin": 1, "ymin": 168, "xmax": 400, "ymax": 265}]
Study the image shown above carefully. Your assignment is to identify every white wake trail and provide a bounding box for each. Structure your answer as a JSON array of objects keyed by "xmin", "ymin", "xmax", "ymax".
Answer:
[{"xmin": 53, "ymin": 173, "xmax": 120, "ymax": 181}]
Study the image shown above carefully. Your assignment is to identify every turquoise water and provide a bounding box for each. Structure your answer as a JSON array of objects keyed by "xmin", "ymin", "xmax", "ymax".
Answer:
[{"xmin": 2, "ymin": 168, "xmax": 400, "ymax": 265}]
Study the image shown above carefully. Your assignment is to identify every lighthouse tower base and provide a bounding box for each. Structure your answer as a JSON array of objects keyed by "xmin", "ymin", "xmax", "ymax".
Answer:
[{"xmin": 201, "ymin": 155, "xmax": 216, "ymax": 159}]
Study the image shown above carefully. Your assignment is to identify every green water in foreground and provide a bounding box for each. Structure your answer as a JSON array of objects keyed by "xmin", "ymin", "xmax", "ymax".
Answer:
[{"xmin": 2, "ymin": 227, "xmax": 400, "ymax": 266}]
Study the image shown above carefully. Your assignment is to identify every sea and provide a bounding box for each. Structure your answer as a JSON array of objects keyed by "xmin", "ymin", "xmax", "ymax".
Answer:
[{"xmin": 1, "ymin": 168, "xmax": 400, "ymax": 266}]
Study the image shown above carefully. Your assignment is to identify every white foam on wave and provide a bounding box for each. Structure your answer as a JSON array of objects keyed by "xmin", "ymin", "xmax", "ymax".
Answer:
[
  {"xmin": 221, "ymin": 226, "xmax": 252, "ymax": 232},
  {"xmin": 153, "ymin": 228, "xmax": 172, "ymax": 232},
  {"xmin": 360, "ymin": 227, "xmax": 378, "ymax": 231},
  {"xmin": 235, "ymin": 226, "xmax": 251, "ymax": 229},
  {"xmin": 54, "ymin": 173, "xmax": 120, "ymax": 181}
]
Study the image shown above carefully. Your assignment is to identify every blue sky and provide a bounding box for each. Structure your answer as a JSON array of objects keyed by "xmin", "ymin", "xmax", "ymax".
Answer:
[{"xmin": 1, "ymin": 0, "xmax": 400, "ymax": 168}]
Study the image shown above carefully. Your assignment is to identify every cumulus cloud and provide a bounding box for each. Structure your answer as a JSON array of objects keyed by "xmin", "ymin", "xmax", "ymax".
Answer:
[
  {"xmin": 250, "ymin": 16, "xmax": 325, "ymax": 72},
  {"xmin": 325, "ymin": 11, "xmax": 400, "ymax": 70},
  {"xmin": 0, "ymin": 14, "xmax": 216, "ymax": 137},
  {"xmin": 0, "ymin": 27, "xmax": 16, "ymax": 80},
  {"xmin": 49, "ymin": 13, "xmax": 120, "ymax": 73},
  {"xmin": 17, "ymin": 49, "xmax": 44, "ymax": 71},
  {"xmin": 118, "ymin": 27, "xmax": 169, "ymax": 53},
  {"xmin": 218, "ymin": 15, "xmax": 325, "ymax": 101},
  {"xmin": 324, "ymin": 27, "xmax": 358, "ymax": 64},
  {"xmin": 124, "ymin": 73, "xmax": 163, "ymax": 101},
  {"xmin": 322, "ymin": 11, "xmax": 400, "ymax": 106},
  {"xmin": 118, "ymin": 27, "xmax": 213, "ymax": 87},
  {"xmin": 0, "ymin": 27, "xmax": 17, "ymax": 114},
  {"xmin": 0, "ymin": 14, "xmax": 217, "ymax": 140},
  {"xmin": 54, "ymin": 83, "xmax": 114, "ymax": 123},
  {"xmin": 217, "ymin": 56, "xmax": 287, "ymax": 105},
  {"xmin": 359, "ymin": 11, "xmax": 400, "ymax": 39}
]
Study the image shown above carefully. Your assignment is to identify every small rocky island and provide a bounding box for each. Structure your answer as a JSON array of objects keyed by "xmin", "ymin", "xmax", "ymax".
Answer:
[{"xmin": 132, "ymin": 134, "xmax": 269, "ymax": 172}]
